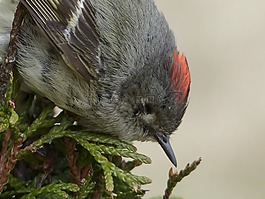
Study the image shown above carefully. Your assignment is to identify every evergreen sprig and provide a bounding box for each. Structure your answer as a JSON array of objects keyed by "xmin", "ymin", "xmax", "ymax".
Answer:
[
  {"xmin": 19, "ymin": 119, "xmax": 152, "ymax": 193},
  {"xmin": 163, "ymin": 158, "xmax": 202, "ymax": 199}
]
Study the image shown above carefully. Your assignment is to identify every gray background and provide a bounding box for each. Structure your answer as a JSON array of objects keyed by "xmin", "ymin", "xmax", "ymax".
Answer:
[{"xmin": 135, "ymin": 0, "xmax": 265, "ymax": 198}]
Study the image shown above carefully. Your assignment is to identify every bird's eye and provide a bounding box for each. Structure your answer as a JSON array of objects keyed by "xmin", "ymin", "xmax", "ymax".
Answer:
[
  {"xmin": 144, "ymin": 103, "xmax": 153, "ymax": 114},
  {"xmin": 134, "ymin": 103, "xmax": 153, "ymax": 116}
]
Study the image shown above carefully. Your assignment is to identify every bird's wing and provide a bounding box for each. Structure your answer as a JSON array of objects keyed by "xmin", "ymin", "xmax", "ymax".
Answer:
[{"xmin": 21, "ymin": 0, "xmax": 100, "ymax": 82}]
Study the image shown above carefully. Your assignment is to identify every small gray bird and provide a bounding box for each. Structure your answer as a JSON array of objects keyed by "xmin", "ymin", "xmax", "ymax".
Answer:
[{"xmin": 0, "ymin": 0, "xmax": 191, "ymax": 166}]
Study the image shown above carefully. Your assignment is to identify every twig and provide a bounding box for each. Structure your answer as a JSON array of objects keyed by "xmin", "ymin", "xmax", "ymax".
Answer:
[
  {"xmin": 0, "ymin": 2, "xmax": 25, "ymax": 106},
  {"xmin": 0, "ymin": 130, "xmax": 23, "ymax": 192},
  {"xmin": 64, "ymin": 137, "xmax": 81, "ymax": 185},
  {"xmin": 163, "ymin": 158, "xmax": 202, "ymax": 199},
  {"xmin": 0, "ymin": 129, "xmax": 12, "ymax": 192}
]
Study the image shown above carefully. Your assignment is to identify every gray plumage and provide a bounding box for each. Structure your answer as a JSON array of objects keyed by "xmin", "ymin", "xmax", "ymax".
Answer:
[{"xmin": 0, "ymin": 0, "xmax": 191, "ymax": 166}]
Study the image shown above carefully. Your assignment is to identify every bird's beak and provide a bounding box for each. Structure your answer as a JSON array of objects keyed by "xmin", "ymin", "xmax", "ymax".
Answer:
[{"xmin": 154, "ymin": 131, "xmax": 177, "ymax": 167}]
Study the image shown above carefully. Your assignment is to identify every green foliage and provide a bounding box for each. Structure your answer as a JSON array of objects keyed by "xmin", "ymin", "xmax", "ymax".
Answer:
[{"xmin": 0, "ymin": 93, "xmax": 152, "ymax": 198}]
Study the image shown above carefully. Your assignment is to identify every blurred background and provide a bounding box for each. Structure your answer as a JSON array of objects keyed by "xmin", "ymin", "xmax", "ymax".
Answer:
[{"xmin": 134, "ymin": 0, "xmax": 265, "ymax": 198}]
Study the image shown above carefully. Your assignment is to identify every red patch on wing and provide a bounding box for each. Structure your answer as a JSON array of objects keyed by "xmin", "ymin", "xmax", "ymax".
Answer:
[{"xmin": 170, "ymin": 50, "xmax": 191, "ymax": 103}]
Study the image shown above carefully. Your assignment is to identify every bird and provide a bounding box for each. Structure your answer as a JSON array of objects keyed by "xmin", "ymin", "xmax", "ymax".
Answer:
[{"xmin": 0, "ymin": 0, "xmax": 191, "ymax": 167}]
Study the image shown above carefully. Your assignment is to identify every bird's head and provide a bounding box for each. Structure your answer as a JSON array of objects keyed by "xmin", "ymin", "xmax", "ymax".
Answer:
[{"xmin": 117, "ymin": 50, "xmax": 190, "ymax": 166}]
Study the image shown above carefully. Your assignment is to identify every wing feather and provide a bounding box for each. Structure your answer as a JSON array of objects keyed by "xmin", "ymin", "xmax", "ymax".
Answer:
[{"xmin": 21, "ymin": 0, "xmax": 100, "ymax": 81}]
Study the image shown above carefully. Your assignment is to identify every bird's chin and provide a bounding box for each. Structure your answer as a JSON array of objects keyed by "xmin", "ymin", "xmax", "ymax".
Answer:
[
  {"xmin": 133, "ymin": 135, "xmax": 156, "ymax": 143},
  {"xmin": 115, "ymin": 131, "xmax": 154, "ymax": 143}
]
